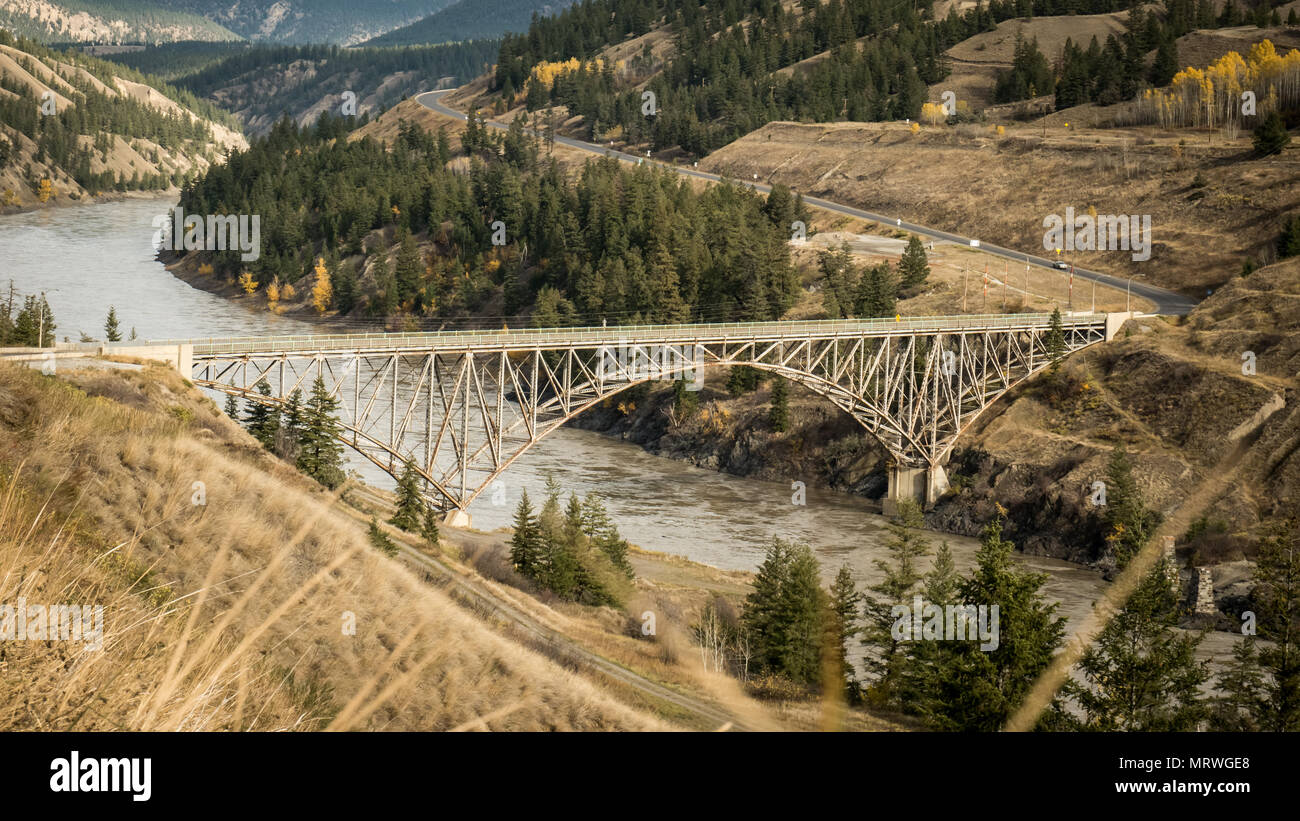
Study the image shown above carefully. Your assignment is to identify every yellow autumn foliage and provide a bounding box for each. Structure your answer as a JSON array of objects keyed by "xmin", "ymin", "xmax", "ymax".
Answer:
[{"xmin": 1138, "ymin": 39, "xmax": 1300, "ymax": 128}]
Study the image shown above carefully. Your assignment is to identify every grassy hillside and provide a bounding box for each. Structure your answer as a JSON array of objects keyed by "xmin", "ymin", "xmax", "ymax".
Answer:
[
  {"xmin": 0, "ymin": 0, "xmax": 239, "ymax": 43},
  {"xmin": 0, "ymin": 358, "xmax": 669, "ymax": 730},
  {"xmin": 0, "ymin": 29, "xmax": 245, "ymax": 209},
  {"xmin": 699, "ymin": 115, "xmax": 1298, "ymax": 296}
]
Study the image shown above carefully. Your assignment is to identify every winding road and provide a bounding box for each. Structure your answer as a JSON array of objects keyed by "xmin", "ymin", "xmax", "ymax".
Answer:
[{"xmin": 416, "ymin": 89, "xmax": 1199, "ymax": 316}]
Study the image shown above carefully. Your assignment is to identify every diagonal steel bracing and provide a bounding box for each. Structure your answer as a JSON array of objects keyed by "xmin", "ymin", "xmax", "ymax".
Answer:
[{"xmin": 183, "ymin": 314, "xmax": 1110, "ymax": 514}]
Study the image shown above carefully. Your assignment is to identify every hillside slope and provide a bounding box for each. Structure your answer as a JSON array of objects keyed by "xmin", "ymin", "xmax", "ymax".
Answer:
[
  {"xmin": 364, "ymin": 0, "xmax": 575, "ymax": 46},
  {"xmin": 0, "ymin": 359, "xmax": 667, "ymax": 730},
  {"xmin": 0, "ymin": 31, "xmax": 246, "ymax": 210},
  {"xmin": 699, "ymin": 117, "xmax": 1299, "ymax": 296},
  {"xmin": 0, "ymin": 0, "xmax": 239, "ymax": 43}
]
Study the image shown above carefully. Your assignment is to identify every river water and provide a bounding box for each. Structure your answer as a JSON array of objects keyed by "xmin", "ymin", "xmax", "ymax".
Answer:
[{"xmin": 1, "ymin": 197, "xmax": 1240, "ymax": 671}]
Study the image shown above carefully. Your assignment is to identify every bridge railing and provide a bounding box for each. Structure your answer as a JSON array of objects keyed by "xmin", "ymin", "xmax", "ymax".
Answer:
[{"xmin": 117, "ymin": 312, "xmax": 1110, "ymax": 357}]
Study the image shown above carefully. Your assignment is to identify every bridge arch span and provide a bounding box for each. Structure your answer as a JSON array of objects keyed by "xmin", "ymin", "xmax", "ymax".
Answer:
[{"xmin": 185, "ymin": 313, "xmax": 1116, "ymax": 520}]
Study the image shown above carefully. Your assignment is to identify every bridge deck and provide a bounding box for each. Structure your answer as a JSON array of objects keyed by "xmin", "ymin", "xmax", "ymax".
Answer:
[{"xmin": 112, "ymin": 313, "xmax": 1111, "ymax": 357}]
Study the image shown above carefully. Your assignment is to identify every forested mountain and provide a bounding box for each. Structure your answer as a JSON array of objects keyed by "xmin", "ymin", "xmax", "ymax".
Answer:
[
  {"xmin": 0, "ymin": 0, "xmax": 239, "ymax": 43},
  {"xmin": 105, "ymin": 41, "xmax": 498, "ymax": 136},
  {"xmin": 490, "ymin": 0, "xmax": 1269, "ymax": 157},
  {"xmin": 167, "ymin": 0, "xmax": 452, "ymax": 45},
  {"xmin": 364, "ymin": 0, "xmax": 576, "ymax": 47},
  {"xmin": 178, "ymin": 112, "xmax": 804, "ymax": 325},
  {"xmin": 0, "ymin": 28, "xmax": 245, "ymax": 208},
  {"xmin": 0, "ymin": 1, "xmax": 466, "ymax": 45}
]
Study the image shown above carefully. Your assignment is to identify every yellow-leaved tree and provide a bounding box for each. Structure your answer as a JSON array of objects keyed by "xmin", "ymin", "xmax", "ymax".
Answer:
[
  {"xmin": 238, "ymin": 272, "xmax": 257, "ymax": 294},
  {"xmin": 312, "ymin": 257, "xmax": 332, "ymax": 314},
  {"xmin": 38, "ymin": 179, "xmax": 53, "ymax": 203},
  {"xmin": 921, "ymin": 102, "xmax": 947, "ymax": 125},
  {"xmin": 266, "ymin": 278, "xmax": 281, "ymax": 306}
]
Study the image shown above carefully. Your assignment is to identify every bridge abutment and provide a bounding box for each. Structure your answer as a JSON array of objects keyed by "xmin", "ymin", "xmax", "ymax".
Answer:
[
  {"xmin": 882, "ymin": 464, "xmax": 949, "ymax": 516},
  {"xmin": 442, "ymin": 509, "xmax": 472, "ymax": 528}
]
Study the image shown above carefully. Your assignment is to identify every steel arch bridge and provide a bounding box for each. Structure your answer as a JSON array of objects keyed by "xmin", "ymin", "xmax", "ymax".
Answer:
[{"xmin": 139, "ymin": 312, "xmax": 1119, "ymax": 522}]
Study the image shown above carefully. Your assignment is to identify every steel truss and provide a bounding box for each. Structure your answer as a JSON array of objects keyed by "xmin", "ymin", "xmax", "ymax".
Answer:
[{"xmin": 189, "ymin": 315, "xmax": 1108, "ymax": 514}]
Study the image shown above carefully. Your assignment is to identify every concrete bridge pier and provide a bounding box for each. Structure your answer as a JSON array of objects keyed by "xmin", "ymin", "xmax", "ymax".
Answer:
[
  {"xmin": 882, "ymin": 463, "xmax": 949, "ymax": 516},
  {"xmin": 442, "ymin": 509, "xmax": 472, "ymax": 528}
]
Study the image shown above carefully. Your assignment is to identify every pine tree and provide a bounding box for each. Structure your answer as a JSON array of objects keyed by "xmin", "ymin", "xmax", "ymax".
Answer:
[
  {"xmin": 420, "ymin": 505, "xmax": 441, "ymax": 550},
  {"xmin": 741, "ymin": 538, "xmax": 827, "ymax": 686},
  {"xmin": 1253, "ymin": 524, "xmax": 1300, "ymax": 731},
  {"xmin": 580, "ymin": 492, "xmax": 633, "ymax": 578},
  {"xmin": 1277, "ymin": 215, "xmax": 1300, "ymax": 260},
  {"xmin": 769, "ymin": 376, "xmax": 789, "ymax": 432},
  {"xmin": 860, "ymin": 498, "xmax": 931, "ymax": 702},
  {"xmin": 104, "ymin": 306, "xmax": 121, "ymax": 342},
  {"xmin": 1211, "ymin": 638, "xmax": 1265, "ymax": 731},
  {"xmin": 854, "ymin": 261, "xmax": 897, "ymax": 317},
  {"xmin": 1070, "ymin": 451, "xmax": 1206, "ymax": 731},
  {"xmin": 897, "ymin": 540, "xmax": 961, "ymax": 717},
  {"xmin": 243, "ymin": 380, "xmax": 280, "ymax": 449},
  {"xmin": 224, "ymin": 393, "xmax": 239, "ymax": 419},
  {"xmin": 509, "ymin": 488, "xmax": 544, "ymax": 578},
  {"xmin": 726, "ymin": 364, "xmax": 760, "ymax": 396},
  {"xmin": 1253, "ymin": 110, "xmax": 1291, "ymax": 157},
  {"xmin": 1149, "ymin": 36, "xmax": 1179, "ymax": 87},
  {"xmin": 818, "ymin": 244, "xmax": 856, "ymax": 318},
  {"xmin": 390, "ymin": 460, "xmax": 426, "ymax": 532},
  {"xmin": 368, "ymin": 516, "xmax": 398, "ymax": 557},
  {"xmin": 277, "ymin": 388, "xmax": 305, "ymax": 461},
  {"xmin": 296, "ymin": 377, "xmax": 345, "ymax": 488},
  {"xmin": 826, "ymin": 565, "xmax": 862, "ymax": 698},
  {"xmin": 1045, "ymin": 307, "xmax": 1066, "ymax": 374},
  {"xmin": 897, "ymin": 235, "xmax": 930, "ymax": 287},
  {"xmin": 918, "ymin": 516, "xmax": 1067, "ymax": 731},
  {"xmin": 1104, "ymin": 445, "xmax": 1160, "ymax": 566}
]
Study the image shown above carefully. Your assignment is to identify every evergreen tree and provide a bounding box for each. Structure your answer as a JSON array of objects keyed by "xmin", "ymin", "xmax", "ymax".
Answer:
[
  {"xmin": 420, "ymin": 505, "xmax": 441, "ymax": 550},
  {"xmin": 1253, "ymin": 110, "xmax": 1291, "ymax": 156},
  {"xmin": 918, "ymin": 516, "xmax": 1067, "ymax": 731},
  {"xmin": 509, "ymin": 488, "xmax": 544, "ymax": 578},
  {"xmin": 1277, "ymin": 214, "xmax": 1300, "ymax": 260},
  {"xmin": 860, "ymin": 498, "xmax": 931, "ymax": 702},
  {"xmin": 243, "ymin": 380, "xmax": 280, "ymax": 449},
  {"xmin": 296, "ymin": 376, "xmax": 345, "ymax": 488},
  {"xmin": 1253, "ymin": 524, "xmax": 1300, "ymax": 731},
  {"xmin": 580, "ymin": 492, "xmax": 633, "ymax": 578},
  {"xmin": 827, "ymin": 565, "xmax": 862, "ymax": 698},
  {"xmin": 277, "ymin": 388, "xmax": 305, "ymax": 461},
  {"xmin": 390, "ymin": 460, "xmax": 426, "ymax": 532},
  {"xmin": 854, "ymin": 261, "xmax": 897, "ymax": 317},
  {"xmin": 726, "ymin": 364, "xmax": 761, "ymax": 396},
  {"xmin": 104, "ymin": 305, "xmax": 121, "ymax": 342},
  {"xmin": 742, "ymin": 538, "xmax": 828, "ymax": 687},
  {"xmin": 1211, "ymin": 637, "xmax": 1265, "ymax": 731},
  {"xmin": 1149, "ymin": 36, "xmax": 1179, "ymax": 87},
  {"xmin": 223, "ymin": 393, "xmax": 239, "ymax": 419},
  {"xmin": 368, "ymin": 516, "xmax": 398, "ymax": 557},
  {"xmin": 1045, "ymin": 307, "xmax": 1066, "ymax": 374},
  {"xmin": 769, "ymin": 376, "xmax": 789, "ymax": 432},
  {"xmin": 1104, "ymin": 445, "xmax": 1160, "ymax": 565},
  {"xmin": 1069, "ymin": 450, "xmax": 1206, "ymax": 731},
  {"xmin": 897, "ymin": 234, "xmax": 930, "ymax": 287},
  {"xmin": 818, "ymin": 244, "xmax": 856, "ymax": 319}
]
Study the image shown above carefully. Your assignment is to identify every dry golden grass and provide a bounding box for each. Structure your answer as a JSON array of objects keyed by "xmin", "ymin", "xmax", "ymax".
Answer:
[
  {"xmin": 703, "ymin": 118, "xmax": 1300, "ymax": 295},
  {"xmin": 0, "ymin": 361, "xmax": 667, "ymax": 731}
]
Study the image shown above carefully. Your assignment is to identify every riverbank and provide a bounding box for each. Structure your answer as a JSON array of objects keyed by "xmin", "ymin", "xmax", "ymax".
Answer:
[{"xmin": 0, "ymin": 186, "xmax": 182, "ymax": 218}]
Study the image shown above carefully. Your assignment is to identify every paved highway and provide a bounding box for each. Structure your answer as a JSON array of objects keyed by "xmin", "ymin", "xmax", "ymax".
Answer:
[{"xmin": 416, "ymin": 89, "xmax": 1199, "ymax": 316}]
